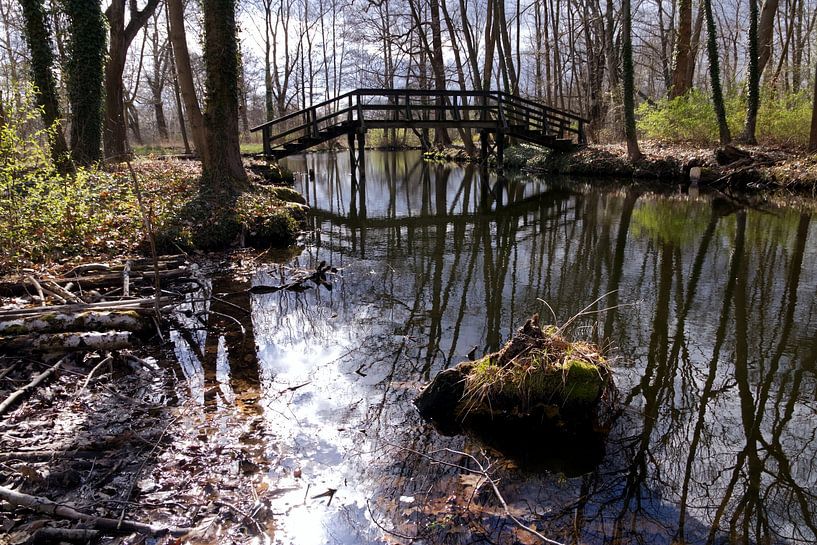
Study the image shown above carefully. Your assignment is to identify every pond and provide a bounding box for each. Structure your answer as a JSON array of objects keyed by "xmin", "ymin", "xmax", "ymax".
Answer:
[{"xmin": 172, "ymin": 151, "xmax": 817, "ymax": 545}]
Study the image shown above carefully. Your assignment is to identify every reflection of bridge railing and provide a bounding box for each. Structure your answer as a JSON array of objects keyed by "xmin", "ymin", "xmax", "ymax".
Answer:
[{"xmin": 250, "ymin": 89, "xmax": 588, "ymax": 161}]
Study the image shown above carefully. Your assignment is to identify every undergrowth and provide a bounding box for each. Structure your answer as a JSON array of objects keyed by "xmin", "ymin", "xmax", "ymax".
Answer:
[
  {"xmin": 0, "ymin": 88, "xmax": 303, "ymax": 274},
  {"xmin": 637, "ymin": 87, "xmax": 811, "ymax": 147}
]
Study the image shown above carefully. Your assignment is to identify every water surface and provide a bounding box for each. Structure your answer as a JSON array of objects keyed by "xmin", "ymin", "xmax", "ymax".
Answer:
[{"xmin": 174, "ymin": 151, "xmax": 817, "ymax": 544}]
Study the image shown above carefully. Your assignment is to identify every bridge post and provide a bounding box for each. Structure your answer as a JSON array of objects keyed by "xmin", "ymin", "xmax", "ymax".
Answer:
[
  {"xmin": 348, "ymin": 132, "xmax": 357, "ymax": 185},
  {"xmin": 480, "ymin": 130, "xmax": 489, "ymax": 165},
  {"xmin": 356, "ymin": 130, "xmax": 366, "ymax": 181}
]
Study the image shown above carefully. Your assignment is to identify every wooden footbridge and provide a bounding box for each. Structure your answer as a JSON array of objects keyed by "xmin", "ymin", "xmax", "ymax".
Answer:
[{"xmin": 251, "ymin": 89, "xmax": 587, "ymax": 178}]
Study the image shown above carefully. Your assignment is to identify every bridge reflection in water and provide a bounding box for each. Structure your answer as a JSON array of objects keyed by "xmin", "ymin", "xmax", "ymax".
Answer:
[{"xmin": 173, "ymin": 150, "xmax": 817, "ymax": 545}]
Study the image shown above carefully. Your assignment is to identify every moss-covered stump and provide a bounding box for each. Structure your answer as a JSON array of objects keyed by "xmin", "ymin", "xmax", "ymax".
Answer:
[
  {"xmin": 415, "ymin": 314, "xmax": 615, "ymax": 438},
  {"xmin": 153, "ymin": 185, "xmax": 307, "ymax": 253},
  {"xmin": 246, "ymin": 159, "xmax": 296, "ymax": 185}
]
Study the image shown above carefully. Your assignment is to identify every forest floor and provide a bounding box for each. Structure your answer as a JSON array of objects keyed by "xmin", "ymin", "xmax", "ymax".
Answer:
[{"xmin": 0, "ymin": 254, "xmax": 286, "ymax": 545}]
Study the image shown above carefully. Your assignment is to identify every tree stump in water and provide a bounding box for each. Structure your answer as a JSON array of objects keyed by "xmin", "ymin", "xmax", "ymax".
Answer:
[{"xmin": 415, "ymin": 315, "xmax": 616, "ymax": 446}]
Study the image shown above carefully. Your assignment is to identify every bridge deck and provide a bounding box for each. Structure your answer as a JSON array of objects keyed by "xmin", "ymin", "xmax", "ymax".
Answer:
[{"xmin": 250, "ymin": 89, "xmax": 588, "ymax": 163}]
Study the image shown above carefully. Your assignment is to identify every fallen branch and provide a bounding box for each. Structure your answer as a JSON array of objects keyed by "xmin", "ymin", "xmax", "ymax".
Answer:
[
  {"xmin": 0, "ymin": 484, "xmax": 192, "ymax": 537},
  {"xmin": 0, "ymin": 356, "xmax": 67, "ymax": 416},
  {"xmin": 31, "ymin": 527, "xmax": 100, "ymax": 544},
  {"xmin": 0, "ymin": 297, "xmax": 174, "ymax": 319}
]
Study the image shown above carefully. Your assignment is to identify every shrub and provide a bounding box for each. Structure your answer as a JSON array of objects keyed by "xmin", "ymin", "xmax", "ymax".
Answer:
[{"xmin": 637, "ymin": 87, "xmax": 812, "ymax": 147}]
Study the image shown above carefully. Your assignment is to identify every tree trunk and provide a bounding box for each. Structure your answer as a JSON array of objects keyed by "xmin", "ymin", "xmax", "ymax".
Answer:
[
  {"xmin": 429, "ymin": 0, "xmax": 451, "ymax": 146},
  {"xmin": 740, "ymin": 0, "xmax": 760, "ymax": 144},
  {"xmin": 621, "ymin": 0, "xmax": 642, "ymax": 161},
  {"xmin": 126, "ymin": 101, "xmax": 144, "ymax": 145},
  {"xmin": 19, "ymin": 0, "xmax": 70, "ymax": 169},
  {"xmin": 808, "ymin": 58, "xmax": 817, "ymax": 151},
  {"xmin": 669, "ymin": 0, "xmax": 693, "ymax": 98},
  {"xmin": 167, "ymin": 0, "xmax": 208, "ymax": 159},
  {"xmin": 201, "ymin": 0, "xmax": 248, "ymax": 193},
  {"xmin": 702, "ymin": 0, "xmax": 731, "ymax": 145},
  {"xmin": 758, "ymin": 0, "xmax": 781, "ymax": 77},
  {"xmin": 103, "ymin": 0, "xmax": 161, "ymax": 162},
  {"xmin": 64, "ymin": 0, "xmax": 106, "ymax": 165}
]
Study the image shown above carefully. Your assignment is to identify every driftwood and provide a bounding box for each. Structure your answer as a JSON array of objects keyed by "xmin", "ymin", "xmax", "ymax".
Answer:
[
  {"xmin": 0, "ymin": 356, "xmax": 67, "ymax": 416},
  {"xmin": 0, "ymin": 310, "xmax": 151, "ymax": 336},
  {"xmin": 0, "ymin": 484, "xmax": 193, "ymax": 537},
  {"xmin": 0, "ymin": 331, "xmax": 137, "ymax": 354}
]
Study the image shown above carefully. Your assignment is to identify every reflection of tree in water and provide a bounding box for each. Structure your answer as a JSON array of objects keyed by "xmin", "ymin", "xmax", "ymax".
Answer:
[{"xmin": 173, "ymin": 151, "xmax": 816, "ymax": 544}]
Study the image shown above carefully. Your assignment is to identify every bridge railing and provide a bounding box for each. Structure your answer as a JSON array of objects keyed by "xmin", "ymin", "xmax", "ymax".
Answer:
[{"xmin": 250, "ymin": 89, "xmax": 588, "ymax": 154}]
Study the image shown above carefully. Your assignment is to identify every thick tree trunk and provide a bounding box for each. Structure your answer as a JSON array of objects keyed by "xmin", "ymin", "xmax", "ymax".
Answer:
[
  {"xmin": 64, "ymin": 0, "xmax": 106, "ymax": 165},
  {"xmin": 167, "ymin": 0, "xmax": 208, "ymax": 159},
  {"xmin": 19, "ymin": 0, "xmax": 70, "ymax": 168},
  {"xmin": 808, "ymin": 59, "xmax": 817, "ymax": 151},
  {"xmin": 201, "ymin": 0, "xmax": 248, "ymax": 192},
  {"xmin": 621, "ymin": 0, "xmax": 642, "ymax": 161},
  {"xmin": 740, "ymin": 0, "xmax": 760, "ymax": 144},
  {"xmin": 429, "ymin": 0, "xmax": 451, "ymax": 146},
  {"xmin": 669, "ymin": 0, "xmax": 693, "ymax": 98},
  {"xmin": 758, "ymin": 0, "xmax": 781, "ymax": 77}
]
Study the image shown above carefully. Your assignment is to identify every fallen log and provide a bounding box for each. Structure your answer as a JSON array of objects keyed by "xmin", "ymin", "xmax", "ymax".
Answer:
[
  {"xmin": 0, "ymin": 331, "xmax": 137, "ymax": 355},
  {"xmin": 0, "ymin": 484, "xmax": 193, "ymax": 537},
  {"xmin": 0, "ymin": 297, "xmax": 174, "ymax": 319},
  {"xmin": 0, "ymin": 356, "xmax": 67, "ymax": 416},
  {"xmin": 31, "ymin": 527, "xmax": 100, "ymax": 544},
  {"xmin": 0, "ymin": 310, "xmax": 151, "ymax": 336}
]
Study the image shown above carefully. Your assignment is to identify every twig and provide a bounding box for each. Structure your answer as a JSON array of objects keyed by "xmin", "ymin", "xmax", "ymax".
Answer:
[
  {"xmin": 0, "ymin": 484, "xmax": 192, "ymax": 536},
  {"xmin": 0, "ymin": 356, "xmax": 68, "ymax": 416},
  {"xmin": 394, "ymin": 444, "xmax": 565, "ymax": 545},
  {"xmin": 31, "ymin": 527, "xmax": 100, "ymax": 543},
  {"xmin": 365, "ymin": 499, "xmax": 421, "ymax": 541},
  {"xmin": 0, "ymin": 361, "xmax": 18, "ymax": 381},
  {"xmin": 125, "ymin": 160, "xmax": 161, "ymax": 318},
  {"xmin": 74, "ymin": 355, "xmax": 114, "ymax": 398},
  {"xmin": 117, "ymin": 408, "xmax": 186, "ymax": 527},
  {"xmin": 25, "ymin": 275, "xmax": 46, "ymax": 307}
]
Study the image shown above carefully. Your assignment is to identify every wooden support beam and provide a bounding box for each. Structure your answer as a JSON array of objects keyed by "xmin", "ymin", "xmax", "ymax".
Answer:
[{"xmin": 356, "ymin": 130, "xmax": 366, "ymax": 181}]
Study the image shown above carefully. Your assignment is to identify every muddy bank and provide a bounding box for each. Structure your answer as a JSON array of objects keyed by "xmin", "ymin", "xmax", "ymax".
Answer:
[{"xmin": 426, "ymin": 142, "xmax": 817, "ymax": 194}]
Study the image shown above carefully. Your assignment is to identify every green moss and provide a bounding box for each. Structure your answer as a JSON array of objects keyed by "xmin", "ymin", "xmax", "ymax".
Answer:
[
  {"xmin": 1, "ymin": 324, "xmax": 29, "ymax": 336},
  {"xmin": 460, "ymin": 320, "xmax": 610, "ymax": 418},
  {"xmin": 268, "ymin": 186, "xmax": 306, "ymax": 205}
]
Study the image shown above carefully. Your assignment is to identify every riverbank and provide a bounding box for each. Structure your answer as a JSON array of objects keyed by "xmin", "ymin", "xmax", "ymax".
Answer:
[
  {"xmin": 0, "ymin": 158, "xmax": 305, "ymax": 276},
  {"xmin": 426, "ymin": 141, "xmax": 817, "ymax": 195}
]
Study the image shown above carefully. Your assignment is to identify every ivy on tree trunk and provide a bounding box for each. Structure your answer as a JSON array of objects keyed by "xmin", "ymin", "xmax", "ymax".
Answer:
[
  {"xmin": 19, "ymin": 0, "xmax": 70, "ymax": 169},
  {"xmin": 622, "ymin": 0, "xmax": 642, "ymax": 161},
  {"xmin": 201, "ymin": 0, "xmax": 248, "ymax": 194},
  {"xmin": 702, "ymin": 0, "xmax": 731, "ymax": 145},
  {"xmin": 740, "ymin": 0, "xmax": 760, "ymax": 144},
  {"xmin": 64, "ymin": 0, "xmax": 106, "ymax": 165}
]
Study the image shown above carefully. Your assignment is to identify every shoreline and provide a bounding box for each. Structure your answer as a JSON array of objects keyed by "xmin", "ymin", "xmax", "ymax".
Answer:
[{"xmin": 424, "ymin": 141, "xmax": 817, "ymax": 196}]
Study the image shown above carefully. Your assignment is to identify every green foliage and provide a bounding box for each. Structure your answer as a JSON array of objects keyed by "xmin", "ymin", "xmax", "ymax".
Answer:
[
  {"xmin": 637, "ymin": 88, "xmax": 812, "ymax": 147},
  {"xmin": 0, "ymin": 91, "xmax": 127, "ymax": 270}
]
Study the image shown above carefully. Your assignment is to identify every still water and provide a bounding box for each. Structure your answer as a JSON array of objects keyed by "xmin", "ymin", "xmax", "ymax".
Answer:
[{"xmin": 174, "ymin": 151, "xmax": 817, "ymax": 544}]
